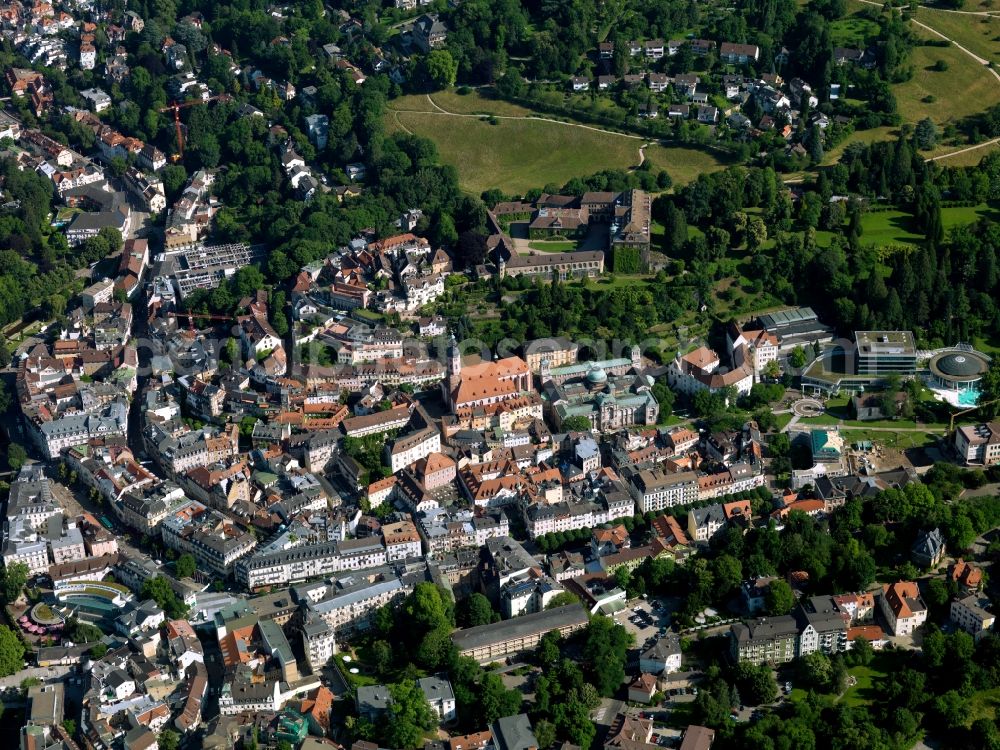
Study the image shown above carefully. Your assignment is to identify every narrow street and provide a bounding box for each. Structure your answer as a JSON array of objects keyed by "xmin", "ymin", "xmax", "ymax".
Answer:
[{"xmin": 127, "ymin": 284, "xmax": 152, "ymax": 461}]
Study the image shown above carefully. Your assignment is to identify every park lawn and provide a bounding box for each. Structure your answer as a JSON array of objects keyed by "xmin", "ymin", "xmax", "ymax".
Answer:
[
  {"xmin": 947, "ymin": 0, "xmax": 1000, "ymax": 10},
  {"xmin": 942, "ymin": 203, "xmax": 1000, "ymax": 228},
  {"xmin": 974, "ymin": 336, "xmax": 1000, "ymax": 356},
  {"xmin": 353, "ymin": 308, "xmax": 387, "ymax": 323},
  {"xmin": 797, "ymin": 413, "xmax": 843, "ymax": 426},
  {"xmin": 788, "ymin": 687, "xmax": 811, "ymax": 705},
  {"xmin": 841, "ymin": 417, "xmax": 920, "ymax": 429},
  {"xmin": 657, "ymin": 413, "xmax": 686, "ymax": 427},
  {"xmin": 528, "ymin": 240, "xmax": 579, "ymax": 252},
  {"xmin": 388, "ymin": 111, "xmax": 647, "ymax": 194},
  {"xmin": 839, "ymin": 663, "xmax": 887, "ymax": 708},
  {"xmin": 914, "ymin": 7, "xmax": 1000, "ymax": 65},
  {"xmin": 825, "ymin": 394, "xmax": 851, "ymax": 411},
  {"xmin": 840, "ymin": 429, "xmax": 939, "ymax": 449},
  {"xmin": 840, "ymin": 204, "xmax": 996, "ymax": 250},
  {"xmin": 775, "ymin": 412, "xmax": 795, "ymax": 430},
  {"xmin": 858, "ymin": 209, "xmax": 924, "ymax": 246},
  {"xmin": 894, "ymin": 39, "xmax": 1000, "ymax": 126}
]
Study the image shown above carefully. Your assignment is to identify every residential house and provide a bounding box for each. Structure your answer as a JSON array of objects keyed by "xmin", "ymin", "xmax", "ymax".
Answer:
[
  {"xmin": 679, "ymin": 726, "xmax": 715, "ymax": 750},
  {"xmin": 673, "ymin": 74, "xmax": 699, "ymax": 96},
  {"xmin": 687, "ymin": 504, "xmax": 725, "ymax": 542},
  {"xmin": 950, "ymin": 559, "xmax": 983, "ymax": 591},
  {"xmin": 667, "ymin": 346, "xmax": 753, "ymax": 398},
  {"xmin": 719, "ymin": 42, "xmax": 760, "ymax": 64},
  {"xmin": 644, "ymin": 39, "xmax": 665, "ymax": 59},
  {"xmin": 628, "ymin": 673, "xmax": 657, "ymax": 704},
  {"xmin": 418, "ymin": 675, "xmax": 456, "ymax": 723},
  {"xmin": 879, "ymin": 582, "xmax": 927, "ymax": 636},
  {"xmin": 697, "ymin": 106, "xmax": 718, "ymax": 124},
  {"xmin": 413, "ymin": 14, "xmax": 447, "ymax": 52},
  {"xmin": 80, "ymin": 87, "xmax": 111, "ymax": 112},
  {"xmin": 639, "ymin": 634, "xmax": 682, "ymax": 675},
  {"xmin": 647, "ymin": 73, "xmax": 668, "ymax": 93},
  {"xmin": 912, "ymin": 527, "xmax": 946, "ymax": 569}
]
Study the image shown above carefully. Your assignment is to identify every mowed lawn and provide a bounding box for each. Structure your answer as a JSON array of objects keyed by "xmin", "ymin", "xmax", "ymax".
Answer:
[
  {"xmin": 386, "ymin": 107, "xmax": 727, "ymax": 194},
  {"xmin": 854, "ymin": 203, "xmax": 997, "ymax": 247},
  {"xmin": 642, "ymin": 143, "xmax": 730, "ymax": 185},
  {"xmin": 839, "ymin": 664, "xmax": 886, "ymax": 708},
  {"xmin": 859, "ymin": 210, "xmax": 924, "ymax": 246},
  {"xmin": 387, "ymin": 111, "xmax": 645, "ymax": 194},
  {"xmin": 894, "ymin": 34, "xmax": 1000, "ymax": 125}
]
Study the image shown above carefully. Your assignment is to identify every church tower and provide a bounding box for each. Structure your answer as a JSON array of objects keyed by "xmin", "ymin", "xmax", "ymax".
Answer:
[
  {"xmin": 631, "ymin": 344, "xmax": 641, "ymax": 370},
  {"xmin": 448, "ymin": 334, "xmax": 461, "ymax": 382}
]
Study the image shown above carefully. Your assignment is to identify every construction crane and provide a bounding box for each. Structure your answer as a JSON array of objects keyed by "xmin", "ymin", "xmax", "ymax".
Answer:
[
  {"xmin": 948, "ymin": 397, "xmax": 1000, "ymax": 435},
  {"xmin": 158, "ymin": 94, "xmax": 232, "ymax": 162}
]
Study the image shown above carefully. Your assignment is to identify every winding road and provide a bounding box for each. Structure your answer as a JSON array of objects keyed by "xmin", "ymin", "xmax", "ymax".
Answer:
[
  {"xmin": 856, "ymin": 0, "xmax": 1000, "ymax": 79},
  {"xmin": 397, "ymin": 93, "xmax": 646, "ymax": 140},
  {"xmin": 854, "ymin": 0, "xmax": 1000, "ymax": 163}
]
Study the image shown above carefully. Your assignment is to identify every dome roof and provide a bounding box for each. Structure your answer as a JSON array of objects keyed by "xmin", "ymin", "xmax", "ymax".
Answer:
[
  {"xmin": 586, "ymin": 367, "xmax": 608, "ymax": 385},
  {"xmin": 933, "ymin": 351, "xmax": 988, "ymax": 379}
]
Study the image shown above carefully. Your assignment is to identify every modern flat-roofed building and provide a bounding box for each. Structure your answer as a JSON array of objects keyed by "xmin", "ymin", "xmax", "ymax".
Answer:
[
  {"xmin": 951, "ymin": 595, "xmax": 995, "ymax": 641},
  {"xmin": 451, "ymin": 603, "xmax": 588, "ymax": 663},
  {"xmin": 955, "ymin": 422, "xmax": 1000, "ymax": 466},
  {"xmin": 749, "ymin": 307, "xmax": 834, "ymax": 353},
  {"xmin": 854, "ymin": 331, "xmax": 917, "ymax": 376}
]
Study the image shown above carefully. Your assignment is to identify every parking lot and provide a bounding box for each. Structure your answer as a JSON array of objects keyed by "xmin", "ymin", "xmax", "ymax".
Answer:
[{"xmin": 616, "ymin": 599, "xmax": 672, "ymax": 650}]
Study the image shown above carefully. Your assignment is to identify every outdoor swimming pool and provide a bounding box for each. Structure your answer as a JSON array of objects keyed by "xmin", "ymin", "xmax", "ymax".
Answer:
[{"xmin": 958, "ymin": 387, "xmax": 981, "ymax": 407}]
